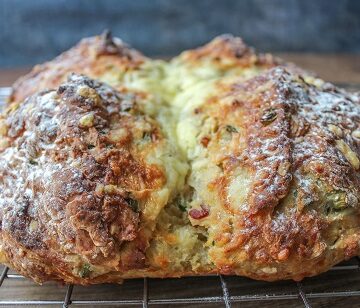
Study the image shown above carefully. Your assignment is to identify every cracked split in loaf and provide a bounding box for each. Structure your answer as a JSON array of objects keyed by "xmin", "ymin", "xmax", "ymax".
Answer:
[{"xmin": 1, "ymin": 32, "xmax": 359, "ymax": 284}]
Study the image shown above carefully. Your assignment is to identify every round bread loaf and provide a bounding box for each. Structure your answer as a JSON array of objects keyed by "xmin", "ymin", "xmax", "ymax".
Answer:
[{"xmin": 0, "ymin": 33, "xmax": 359, "ymax": 283}]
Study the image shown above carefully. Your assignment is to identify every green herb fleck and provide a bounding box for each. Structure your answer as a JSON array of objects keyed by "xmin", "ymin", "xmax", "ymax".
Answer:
[
  {"xmin": 328, "ymin": 191, "xmax": 347, "ymax": 210},
  {"xmin": 142, "ymin": 132, "xmax": 152, "ymax": 141},
  {"xmin": 260, "ymin": 108, "xmax": 277, "ymax": 125},
  {"xmin": 225, "ymin": 125, "xmax": 238, "ymax": 133},
  {"xmin": 87, "ymin": 144, "xmax": 95, "ymax": 149},
  {"xmin": 122, "ymin": 104, "xmax": 132, "ymax": 112},
  {"xmin": 325, "ymin": 191, "xmax": 348, "ymax": 214},
  {"xmin": 178, "ymin": 202, "xmax": 187, "ymax": 212},
  {"xmin": 293, "ymin": 190, "xmax": 298, "ymax": 198},
  {"xmin": 79, "ymin": 263, "xmax": 91, "ymax": 278},
  {"xmin": 126, "ymin": 198, "xmax": 139, "ymax": 212},
  {"xmin": 29, "ymin": 159, "xmax": 38, "ymax": 165},
  {"xmin": 175, "ymin": 196, "xmax": 187, "ymax": 212},
  {"xmin": 121, "ymin": 96, "xmax": 135, "ymax": 112}
]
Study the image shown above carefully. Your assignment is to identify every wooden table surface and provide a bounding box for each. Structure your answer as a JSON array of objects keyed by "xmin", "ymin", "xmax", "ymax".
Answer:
[{"xmin": 0, "ymin": 54, "xmax": 360, "ymax": 87}]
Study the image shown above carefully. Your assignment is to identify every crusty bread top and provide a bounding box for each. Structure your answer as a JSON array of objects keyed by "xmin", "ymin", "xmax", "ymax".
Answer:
[
  {"xmin": 1, "ymin": 34, "xmax": 360, "ymax": 284},
  {"xmin": 9, "ymin": 31, "xmax": 146, "ymax": 105},
  {"xmin": 0, "ymin": 74, "xmax": 186, "ymax": 283},
  {"xmin": 174, "ymin": 66, "xmax": 360, "ymax": 279}
]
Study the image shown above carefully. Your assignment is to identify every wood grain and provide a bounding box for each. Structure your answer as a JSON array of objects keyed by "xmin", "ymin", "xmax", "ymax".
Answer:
[{"xmin": 277, "ymin": 53, "xmax": 360, "ymax": 84}]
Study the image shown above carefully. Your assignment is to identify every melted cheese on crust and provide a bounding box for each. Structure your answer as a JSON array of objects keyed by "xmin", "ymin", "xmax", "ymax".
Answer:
[{"xmin": 1, "ymin": 33, "xmax": 360, "ymax": 284}]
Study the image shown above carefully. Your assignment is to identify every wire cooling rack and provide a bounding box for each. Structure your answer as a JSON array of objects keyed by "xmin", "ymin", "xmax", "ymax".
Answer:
[
  {"xmin": 1, "ymin": 86, "xmax": 360, "ymax": 307},
  {"xmin": 0, "ymin": 259, "xmax": 360, "ymax": 307}
]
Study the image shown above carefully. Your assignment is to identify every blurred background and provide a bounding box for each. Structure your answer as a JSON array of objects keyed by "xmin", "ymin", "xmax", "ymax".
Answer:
[{"xmin": 0, "ymin": 0, "xmax": 360, "ymax": 84}]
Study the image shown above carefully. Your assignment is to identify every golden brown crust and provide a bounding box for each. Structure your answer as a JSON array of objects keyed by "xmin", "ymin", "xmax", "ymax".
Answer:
[
  {"xmin": 183, "ymin": 67, "xmax": 360, "ymax": 280},
  {"xmin": 179, "ymin": 34, "xmax": 312, "ymax": 78},
  {"xmin": 0, "ymin": 75, "xmax": 171, "ymax": 283},
  {"xmin": 9, "ymin": 31, "xmax": 145, "ymax": 105},
  {"xmin": 183, "ymin": 34, "xmax": 278, "ymax": 69},
  {"xmin": 1, "ymin": 34, "xmax": 360, "ymax": 284}
]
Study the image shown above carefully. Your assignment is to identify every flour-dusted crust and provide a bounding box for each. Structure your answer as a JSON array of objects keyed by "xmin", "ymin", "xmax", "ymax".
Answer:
[
  {"xmin": 0, "ymin": 75, "xmax": 186, "ymax": 283},
  {"xmin": 179, "ymin": 67, "xmax": 360, "ymax": 280},
  {"xmin": 1, "ymin": 34, "xmax": 360, "ymax": 284},
  {"xmin": 9, "ymin": 31, "xmax": 146, "ymax": 105}
]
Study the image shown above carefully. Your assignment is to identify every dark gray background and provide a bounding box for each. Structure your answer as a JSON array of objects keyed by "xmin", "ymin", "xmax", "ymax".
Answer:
[{"xmin": 1, "ymin": 0, "xmax": 360, "ymax": 68}]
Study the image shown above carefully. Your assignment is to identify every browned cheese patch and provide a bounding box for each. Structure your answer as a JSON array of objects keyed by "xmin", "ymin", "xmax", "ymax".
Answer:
[{"xmin": 0, "ymin": 75, "xmax": 167, "ymax": 283}]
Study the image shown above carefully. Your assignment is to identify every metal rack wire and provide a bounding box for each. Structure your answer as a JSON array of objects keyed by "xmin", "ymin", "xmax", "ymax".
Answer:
[
  {"xmin": 0, "ymin": 86, "xmax": 360, "ymax": 307},
  {"xmin": 0, "ymin": 260, "xmax": 360, "ymax": 307}
]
